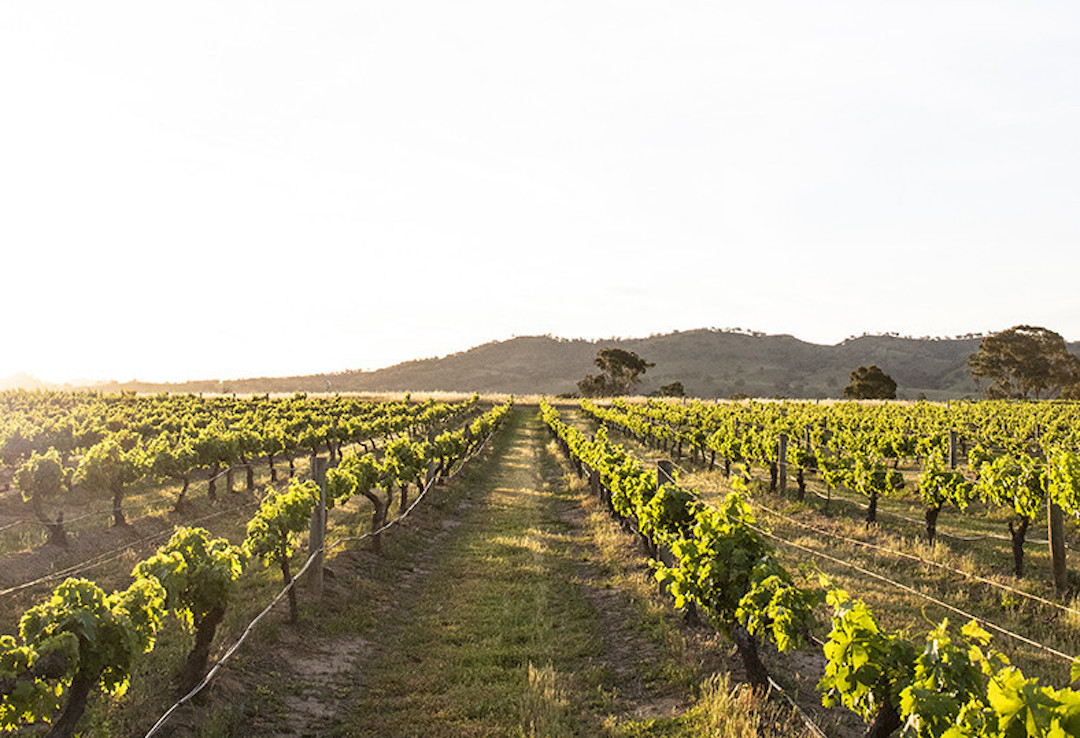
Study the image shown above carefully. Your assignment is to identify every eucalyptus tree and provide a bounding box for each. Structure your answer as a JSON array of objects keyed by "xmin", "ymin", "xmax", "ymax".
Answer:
[
  {"xmin": 968, "ymin": 325, "xmax": 1080, "ymax": 399},
  {"xmin": 577, "ymin": 348, "xmax": 655, "ymax": 397}
]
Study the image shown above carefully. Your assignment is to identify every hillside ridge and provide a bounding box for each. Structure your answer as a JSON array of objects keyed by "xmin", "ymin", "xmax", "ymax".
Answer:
[{"xmin": 11, "ymin": 328, "xmax": 1060, "ymax": 400}]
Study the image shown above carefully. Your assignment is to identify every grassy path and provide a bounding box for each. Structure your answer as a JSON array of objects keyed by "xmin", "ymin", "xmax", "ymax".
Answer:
[{"xmin": 334, "ymin": 407, "xmax": 622, "ymax": 736}]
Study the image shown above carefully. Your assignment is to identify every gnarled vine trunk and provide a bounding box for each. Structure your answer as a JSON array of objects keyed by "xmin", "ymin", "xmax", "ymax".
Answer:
[
  {"xmin": 865, "ymin": 491, "xmax": 878, "ymax": 526},
  {"xmin": 925, "ymin": 505, "xmax": 942, "ymax": 545},
  {"xmin": 45, "ymin": 671, "xmax": 93, "ymax": 738},
  {"xmin": 730, "ymin": 623, "xmax": 769, "ymax": 690},
  {"xmin": 280, "ymin": 544, "xmax": 297, "ymax": 623},
  {"xmin": 111, "ymin": 483, "xmax": 126, "ymax": 527},
  {"xmin": 179, "ymin": 604, "xmax": 226, "ymax": 695},
  {"xmin": 1009, "ymin": 515, "xmax": 1030, "ymax": 577},
  {"xmin": 863, "ymin": 695, "xmax": 901, "ymax": 738}
]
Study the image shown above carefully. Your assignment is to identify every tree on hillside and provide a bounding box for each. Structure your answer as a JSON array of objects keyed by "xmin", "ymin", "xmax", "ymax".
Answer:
[
  {"xmin": 968, "ymin": 325, "xmax": 1080, "ymax": 399},
  {"xmin": 577, "ymin": 348, "xmax": 655, "ymax": 397},
  {"xmin": 650, "ymin": 381, "xmax": 686, "ymax": 398},
  {"xmin": 843, "ymin": 365, "xmax": 897, "ymax": 399}
]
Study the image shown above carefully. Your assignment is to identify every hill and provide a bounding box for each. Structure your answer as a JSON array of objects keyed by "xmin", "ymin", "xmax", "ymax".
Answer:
[
  {"xmin": 0, "ymin": 372, "xmax": 50, "ymax": 391},
  {"xmin": 85, "ymin": 329, "xmax": 1035, "ymax": 400}
]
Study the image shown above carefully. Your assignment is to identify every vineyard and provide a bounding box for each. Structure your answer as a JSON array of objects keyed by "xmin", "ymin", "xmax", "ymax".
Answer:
[
  {"xmin": 556, "ymin": 396, "xmax": 1080, "ymax": 736},
  {"xmin": 0, "ymin": 391, "xmax": 510, "ymax": 736},
  {"xmin": 2, "ymin": 391, "xmax": 1080, "ymax": 736}
]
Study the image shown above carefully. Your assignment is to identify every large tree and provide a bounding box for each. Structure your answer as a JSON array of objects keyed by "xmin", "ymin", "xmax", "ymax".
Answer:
[
  {"xmin": 968, "ymin": 325, "xmax": 1080, "ymax": 399},
  {"xmin": 843, "ymin": 365, "xmax": 897, "ymax": 399},
  {"xmin": 577, "ymin": 348, "xmax": 655, "ymax": 397}
]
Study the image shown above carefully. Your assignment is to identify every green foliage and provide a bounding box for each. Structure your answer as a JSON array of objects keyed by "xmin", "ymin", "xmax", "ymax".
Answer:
[
  {"xmin": 74, "ymin": 438, "xmax": 141, "ymax": 494},
  {"xmin": 972, "ymin": 452, "xmax": 1045, "ymax": 520},
  {"xmin": 895, "ymin": 619, "xmax": 989, "ymax": 738},
  {"xmin": 578, "ymin": 348, "xmax": 655, "ymax": 397},
  {"xmin": 918, "ymin": 454, "xmax": 975, "ymax": 510},
  {"xmin": 326, "ymin": 452, "xmax": 381, "ymax": 508},
  {"xmin": 653, "ymin": 490, "xmax": 769, "ymax": 629},
  {"xmin": 133, "ymin": 527, "xmax": 247, "ymax": 632},
  {"xmin": 849, "ymin": 455, "xmax": 905, "ymax": 500},
  {"xmin": 244, "ymin": 479, "xmax": 319, "ymax": 568},
  {"xmin": 820, "ymin": 593, "xmax": 1080, "ymax": 738},
  {"xmin": 844, "ymin": 365, "xmax": 898, "ymax": 400},
  {"xmin": 1047, "ymin": 447, "xmax": 1080, "ymax": 513},
  {"xmin": 14, "ymin": 448, "xmax": 69, "ymax": 506},
  {"xmin": 819, "ymin": 589, "xmax": 916, "ymax": 723},
  {"xmin": 968, "ymin": 325, "xmax": 1080, "ymax": 399},
  {"xmin": 145, "ymin": 434, "xmax": 197, "ymax": 482},
  {"xmin": 735, "ymin": 562, "xmax": 821, "ymax": 653},
  {"xmin": 639, "ymin": 483, "xmax": 699, "ymax": 542},
  {"xmin": 544, "ymin": 400, "xmax": 818, "ymax": 661},
  {"xmin": 433, "ymin": 430, "xmax": 466, "ymax": 459},
  {"xmin": 382, "ymin": 437, "xmax": 427, "ymax": 490},
  {"xmin": 262, "ymin": 424, "xmax": 286, "ymax": 458},
  {"xmin": 14, "ymin": 576, "xmax": 165, "ymax": 730},
  {"xmin": 563, "ymin": 396, "xmax": 1080, "ymax": 734},
  {"xmin": 297, "ymin": 424, "xmax": 325, "ymax": 455},
  {"xmin": 817, "ymin": 452, "xmax": 852, "ymax": 490},
  {"xmin": 0, "ymin": 633, "xmax": 77, "ymax": 730}
]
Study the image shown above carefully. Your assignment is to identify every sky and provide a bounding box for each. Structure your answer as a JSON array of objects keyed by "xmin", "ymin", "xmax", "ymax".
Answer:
[{"xmin": 3, "ymin": 2, "xmax": 1080, "ymax": 384}]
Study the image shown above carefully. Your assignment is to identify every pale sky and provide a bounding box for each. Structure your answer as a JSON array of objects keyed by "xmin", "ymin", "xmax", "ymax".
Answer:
[{"xmin": 3, "ymin": 2, "xmax": 1080, "ymax": 384}]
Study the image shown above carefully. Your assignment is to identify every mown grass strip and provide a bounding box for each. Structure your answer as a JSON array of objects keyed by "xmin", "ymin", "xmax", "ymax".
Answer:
[{"xmin": 334, "ymin": 408, "xmax": 606, "ymax": 737}]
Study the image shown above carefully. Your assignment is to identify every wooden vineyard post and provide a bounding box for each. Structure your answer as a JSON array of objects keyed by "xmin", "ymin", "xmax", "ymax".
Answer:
[
  {"xmin": 1049, "ymin": 502, "xmax": 1068, "ymax": 593},
  {"xmin": 308, "ymin": 457, "xmax": 328, "ymax": 598},
  {"xmin": 657, "ymin": 459, "xmax": 675, "ymax": 488},
  {"xmin": 777, "ymin": 434, "xmax": 788, "ymax": 495},
  {"xmin": 948, "ymin": 430, "xmax": 958, "ymax": 470},
  {"xmin": 1036, "ymin": 423, "xmax": 1068, "ymax": 593}
]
